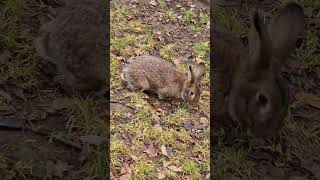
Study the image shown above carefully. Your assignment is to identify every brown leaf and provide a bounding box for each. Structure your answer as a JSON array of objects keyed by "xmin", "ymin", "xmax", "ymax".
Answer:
[
  {"xmin": 0, "ymin": 103, "xmax": 16, "ymax": 115},
  {"xmin": 163, "ymin": 160, "xmax": 171, "ymax": 167},
  {"xmin": 119, "ymin": 174, "xmax": 131, "ymax": 180},
  {"xmin": 46, "ymin": 97, "xmax": 72, "ymax": 113},
  {"xmin": 143, "ymin": 141, "xmax": 158, "ymax": 157},
  {"xmin": 152, "ymin": 114, "xmax": 161, "ymax": 125},
  {"xmin": 0, "ymin": 48, "xmax": 11, "ymax": 65},
  {"xmin": 160, "ymin": 145, "xmax": 168, "ymax": 156},
  {"xmin": 46, "ymin": 160, "xmax": 73, "ymax": 179},
  {"xmin": 168, "ymin": 165, "xmax": 182, "ymax": 172},
  {"xmin": 295, "ymin": 93, "xmax": 320, "ymax": 109},
  {"xmin": 130, "ymin": 154, "xmax": 138, "ymax": 161},
  {"xmin": 80, "ymin": 135, "xmax": 106, "ymax": 145},
  {"xmin": 172, "ymin": 58, "xmax": 180, "ymax": 65},
  {"xmin": 120, "ymin": 163, "xmax": 132, "ymax": 175},
  {"xmin": 157, "ymin": 171, "xmax": 166, "ymax": 179},
  {"xmin": 150, "ymin": 0, "xmax": 157, "ymax": 6}
]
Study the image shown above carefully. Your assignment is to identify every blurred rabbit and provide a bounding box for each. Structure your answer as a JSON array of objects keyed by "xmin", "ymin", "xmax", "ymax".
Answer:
[
  {"xmin": 213, "ymin": 2, "xmax": 304, "ymax": 137},
  {"xmin": 34, "ymin": 0, "xmax": 108, "ymax": 97},
  {"xmin": 121, "ymin": 55, "xmax": 206, "ymax": 104}
]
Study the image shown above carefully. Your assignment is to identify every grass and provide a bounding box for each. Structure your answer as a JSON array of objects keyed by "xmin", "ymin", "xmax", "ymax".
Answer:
[
  {"xmin": 110, "ymin": 3, "xmax": 210, "ymax": 179},
  {"xmin": 212, "ymin": 7, "xmax": 247, "ymax": 34},
  {"xmin": 211, "ymin": 1, "xmax": 320, "ymax": 179},
  {"xmin": 65, "ymin": 97, "xmax": 108, "ymax": 178}
]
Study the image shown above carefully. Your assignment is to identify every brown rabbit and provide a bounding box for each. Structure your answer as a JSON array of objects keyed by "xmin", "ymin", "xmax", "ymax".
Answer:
[
  {"xmin": 213, "ymin": 2, "xmax": 304, "ymax": 137},
  {"xmin": 34, "ymin": 0, "xmax": 108, "ymax": 97},
  {"xmin": 121, "ymin": 55, "xmax": 206, "ymax": 104}
]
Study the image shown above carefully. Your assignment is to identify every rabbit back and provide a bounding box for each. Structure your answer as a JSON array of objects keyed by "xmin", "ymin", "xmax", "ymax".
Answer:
[{"xmin": 122, "ymin": 55, "xmax": 186, "ymax": 99}]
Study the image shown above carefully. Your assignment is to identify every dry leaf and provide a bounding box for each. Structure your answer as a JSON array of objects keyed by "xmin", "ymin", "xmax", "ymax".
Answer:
[
  {"xmin": 168, "ymin": 165, "xmax": 182, "ymax": 172},
  {"xmin": 0, "ymin": 48, "xmax": 11, "ymax": 65},
  {"xmin": 130, "ymin": 154, "xmax": 138, "ymax": 161},
  {"xmin": 202, "ymin": 90, "xmax": 210, "ymax": 96},
  {"xmin": 143, "ymin": 141, "xmax": 158, "ymax": 157},
  {"xmin": 172, "ymin": 58, "xmax": 180, "ymax": 65},
  {"xmin": 160, "ymin": 145, "xmax": 168, "ymax": 156},
  {"xmin": 46, "ymin": 160, "xmax": 73, "ymax": 179},
  {"xmin": 157, "ymin": 171, "xmax": 166, "ymax": 179},
  {"xmin": 0, "ymin": 103, "xmax": 16, "ymax": 115},
  {"xmin": 163, "ymin": 160, "xmax": 171, "ymax": 167},
  {"xmin": 152, "ymin": 114, "xmax": 161, "ymax": 125},
  {"xmin": 150, "ymin": 0, "xmax": 157, "ymax": 6},
  {"xmin": 80, "ymin": 135, "xmax": 106, "ymax": 145},
  {"xmin": 119, "ymin": 174, "xmax": 131, "ymax": 180},
  {"xmin": 295, "ymin": 93, "xmax": 320, "ymax": 109},
  {"xmin": 120, "ymin": 163, "xmax": 132, "ymax": 175}
]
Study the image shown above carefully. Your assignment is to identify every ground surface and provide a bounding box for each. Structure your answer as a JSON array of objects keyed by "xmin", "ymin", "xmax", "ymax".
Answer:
[
  {"xmin": 0, "ymin": 0, "xmax": 107, "ymax": 179},
  {"xmin": 212, "ymin": 0, "xmax": 320, "ymax": 179},
  {"xmin": 110, "ymin": 0, "xmax": 210, "ymax": 179}
]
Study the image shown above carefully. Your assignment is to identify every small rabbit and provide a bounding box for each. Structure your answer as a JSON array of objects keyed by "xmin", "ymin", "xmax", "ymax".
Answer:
[
  {"xmin": 121, "ymin": 55, "xmax": 206, "ymax": 104},
  {"xmin": 34, "ymin": 0, "xmax": 108, "ymax": 97},
  {"xmin": 213, "ymin": 2, "xmax": 304, "ymax": 137}
]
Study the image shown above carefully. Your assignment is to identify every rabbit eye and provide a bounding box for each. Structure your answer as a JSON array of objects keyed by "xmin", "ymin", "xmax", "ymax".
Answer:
[{"xmin": 189, "ymin": 91, "xmax": 194, "ymax": 96}]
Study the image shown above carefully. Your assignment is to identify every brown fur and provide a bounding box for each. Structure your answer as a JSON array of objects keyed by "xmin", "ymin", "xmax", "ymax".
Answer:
[
  {"xmin": 213, "ymin": 2, "xmax": 304, "ymax": 137},
  {"xmin": 34, "ymin": 0, "xmax": 107, "ymax": 96},
  {"xmin": 122, "ymin": 55, "xmax": 205, "ymax": 104}
]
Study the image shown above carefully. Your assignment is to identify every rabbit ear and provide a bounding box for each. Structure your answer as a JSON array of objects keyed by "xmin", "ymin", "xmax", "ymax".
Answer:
[
  {"xmin": 248, "ymin": 12, "xmax": 272, "ymax": 69},
  {"xmin": 192, "ymin": 63, "xmax": 206, "ymax": 82},
  {"xmin": 268, "ymin": 2, "xmax": 304, "ymax": 61},
  {"xmin": 187, "ymin": 65, "xmax": 194, "ymax": 84}
]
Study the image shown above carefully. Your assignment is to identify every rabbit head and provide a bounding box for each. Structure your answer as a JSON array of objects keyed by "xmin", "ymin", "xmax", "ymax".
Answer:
[
  {"xmin": 227, "ymin": 3, "xmax": 304, "ymax": 137},
  {"xmin": 182, "ymin": 63, "xmax": 206, "ymax": 104}
]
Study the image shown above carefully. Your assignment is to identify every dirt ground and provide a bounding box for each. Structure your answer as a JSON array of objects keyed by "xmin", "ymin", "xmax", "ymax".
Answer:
[
  {"xmin": 211, "ymin": 1, "xmax": 320, "ymax": 179},
  {"xmin": 110, "ymin": 0, "xmax": 210, "ymax": 179},
  {"xmin": 0, "ymin": 0, "xmax": 107, "ymax": 179}
]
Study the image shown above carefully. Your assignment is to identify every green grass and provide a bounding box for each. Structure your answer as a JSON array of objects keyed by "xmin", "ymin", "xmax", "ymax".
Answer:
[
  {"xmin": 159, "ymin": 44, "xmax": 177, "ymax": 61},
  {"xmin": 193, "ymin": 41, "xmax": 209, "ymax": 58},
  {"xmin": 214, "ymin": 140, "xmax": 252, "ymax": 179},
  {"xmin": 132, "ymin": 159, "xmax": 156, "ymax": 179},
  {"xmin": 110, "ymin": 3, "xmax": 210, "ymax": 179},
  {"xmin": 212, "ymin": 8, "xmax": 247, "ymax": 34},
  {"xmin": 158, "ymin": 0, "xmax": 167, "ymax": 9},
  {"xmin": 163, "ymin": 11, "xmax": 177, "ymax": 21}
]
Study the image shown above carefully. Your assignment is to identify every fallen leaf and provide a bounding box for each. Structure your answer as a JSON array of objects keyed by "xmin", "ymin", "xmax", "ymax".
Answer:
[
  {"xmin": 152, "ymin": 114, "xmax": 161, "ymax": 125},
  {"xmin": 143, "ymin": 141, "xmax": 158, "ymax": 157},
  {"xmin": 80, "ymin": 135, "xmax": 106, "ymax": 145},
  {"xmin": 163, "ymin": 160, "xmax": 171, "ymax": 167},
  {"xmin": 130, "ymin": 154, "xmax": 138, "ymax": 161},
  {"xmin": 120, "ymin": 163, "xmax": 132, "ymax": 175},
  {"xmin": 0, "ymin": 48, "xmax": 11, "ymax": 65},
  {"xmin": 124, "ymin": 112, "xmax": 133, "ymax": 118},
  {"xmin": 0, "ymin": 89, "xmax": 13, "ymax": 102},
  {"xmin": 150, "ymin": 0, "xmax": 157, "ymax": 6},
  {"xmin": 46, "ymin": 160, "xmax": 73, "ymax": 179},
  {"xmin": 202, "ymin": 90, "xmax": 210, "ymax": 96},
  {"xmin": 168, "ymin": 165, "xmax": 182, "ymax": 172},
  {"xmin": 160, "ymin": 145, "xmax": 168, "ymax": 156},
  {"xmin": 157, "ymin": 171, "xmax": 166, "ymax": 179},
  {"xmin": 119, "ymin": 174, "xmax": 131, "ymax": 180},
  {"xmin": 295, "ymin": 93, "xmax": 320, "ymax": 109},
  {"xmin": 0, "ymin": 103, "xmax": 16, "ymax": 115},
  {"xmin": 172, "ymin": 58, "xmax": 180, "ymax": 65},
  {"xmin": 47, "ymin": 97, "xmax": 72, "ymax": 113}
]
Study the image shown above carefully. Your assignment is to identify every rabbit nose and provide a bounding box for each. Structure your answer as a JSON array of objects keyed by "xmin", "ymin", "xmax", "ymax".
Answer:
[{"xmin": 256, "ymin": 92, "xmax": 269, "ymax": 106}]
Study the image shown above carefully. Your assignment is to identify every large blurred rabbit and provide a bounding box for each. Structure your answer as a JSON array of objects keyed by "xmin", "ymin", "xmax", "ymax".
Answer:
[
  {"xmin": 34, "ymin": 0, "xmax": 108, "ymax": 97},
  {"xmin": 213, "ymin": 2, "xmax": 304, "ymax": 137}
]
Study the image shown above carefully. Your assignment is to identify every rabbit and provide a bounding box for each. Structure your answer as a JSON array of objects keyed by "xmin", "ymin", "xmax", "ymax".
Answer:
[
  {"xmin": 121, "ymin": 55, "xmax": 206, "ymax": 104},
  {"xmin": 212, "ymin": 2, "xmax": 304, "ymax": 137},
  {"xmin": 34, "ymin": 0, "xmax": 108, "ymax": 97}
]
